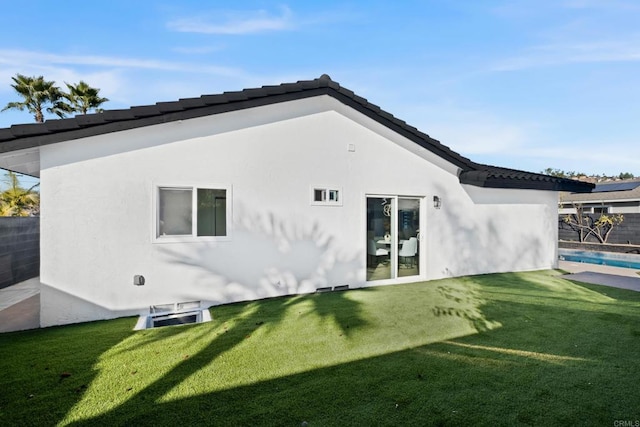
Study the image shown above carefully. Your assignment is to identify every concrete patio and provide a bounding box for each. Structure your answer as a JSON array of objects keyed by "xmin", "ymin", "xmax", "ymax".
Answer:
[
  {"xmin": 559, "ymin": 260, "xmax": 640, "ymax": 292},
  {"xmin": 0, "ymin": 277, "xmax": 40, "ymax": 333}
]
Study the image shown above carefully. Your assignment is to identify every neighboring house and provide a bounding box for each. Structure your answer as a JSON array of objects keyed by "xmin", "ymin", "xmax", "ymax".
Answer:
[
  {"xmin": 559, "ymin": 179, "xmax": 640, "ymax": 214},
  {"xmin": 0, "ymin": 75, "xmax": 593, "ymax": 327}
]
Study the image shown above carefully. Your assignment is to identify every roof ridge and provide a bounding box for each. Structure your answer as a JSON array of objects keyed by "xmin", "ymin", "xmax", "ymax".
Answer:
[
  {"xmin": 0, "ymin": 74, "xmax": 595, "ymax": 193},
  {"xmin": 0, "ymin": 73, "xmax": 475, "ymax": 169}
]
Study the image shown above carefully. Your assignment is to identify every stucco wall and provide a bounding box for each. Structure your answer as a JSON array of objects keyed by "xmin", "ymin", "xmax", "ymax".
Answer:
[{"xmin": 39, "ymin": 96, "xmax": 559, "ymax": 326}]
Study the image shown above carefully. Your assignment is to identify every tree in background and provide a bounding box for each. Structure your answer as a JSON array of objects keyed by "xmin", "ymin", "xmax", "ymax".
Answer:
[
  {"xmin": 543, "ymin": 168, "xmax": 635, "ymax": 181},
  {"xmin": 64, "ymin": 80, "xmax": 109, "ymax": 114},
  {"xmin": 1, "ymin": 74, "xmax": 72, "ymax": 122},
  {"xmin": 0, "ymin": 171, "xmax": 40, "ymax": 217},
  {"xmin": 542, "ymin": 168, "xmax": 587, "ymax": 178},
  {"xmin": 562, "ymin": 203, "xmax": 623, "ymax": 244},
  {"xmin": 2, "ymin": 74, "xmax": 109, "ymax": 123}
]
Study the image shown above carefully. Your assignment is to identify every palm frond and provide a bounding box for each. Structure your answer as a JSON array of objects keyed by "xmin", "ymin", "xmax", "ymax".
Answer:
[
  {"xmin": 64, "ymin": 80, "xmax": 109, "ymax": 114},
  {"xmin": 0, "ymin": 171, "xmax": 39, "ymax": 216},
  {"xmin": 4, "ymin": 73, "xmax": 68, "ymax": 123}
]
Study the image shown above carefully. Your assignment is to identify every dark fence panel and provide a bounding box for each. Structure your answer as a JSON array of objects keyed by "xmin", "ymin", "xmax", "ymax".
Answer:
[
  {"xmin": 0, "ymin": 217, "xmax": 39, "ymax": 289},
  {"xmin": 559, "ymin": 212, "xmax": 640, "ymax": 246}
]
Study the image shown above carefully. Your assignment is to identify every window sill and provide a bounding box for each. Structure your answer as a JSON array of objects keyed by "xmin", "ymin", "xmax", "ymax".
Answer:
[
  {"xmin": 152, "ymin": 235, "xmax": 232, "ymax": 244},
  {"xmin": 310, "ymin": 202, "xmax": 343, "ymax": 207}
]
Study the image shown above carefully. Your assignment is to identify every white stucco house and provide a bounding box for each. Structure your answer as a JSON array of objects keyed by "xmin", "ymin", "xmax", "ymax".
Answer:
[{"xmin": 0, "ymin": 75, "xmax": 593, "ymax": 327}]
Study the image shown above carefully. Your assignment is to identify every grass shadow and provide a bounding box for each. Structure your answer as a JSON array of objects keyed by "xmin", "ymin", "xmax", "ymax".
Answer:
[
  {"xmin": 5, "ymin": 271, "xmax": 634, "ymax": 425},
  {"xmin": 59, "ymin": 275, "xmax": 498, "ymax": 425},
  {"xmin": 0, "ymin": 318, "xmax": 135, "ymax": 426},
  {"xmin": 59, "ymin": 287, "xmax": 372, "ymax": 426},
  {"xmin": 55, "ymin": 274, "xmax": 640, "ymax": 426},
  {"xmin": 306, "ymin": 289, "xmax": 370, "ymax": 337}
]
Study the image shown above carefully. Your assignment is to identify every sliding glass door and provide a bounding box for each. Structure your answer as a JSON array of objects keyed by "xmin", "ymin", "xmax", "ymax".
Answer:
[
  {"xmin": 397, "ymin": 198, "xmax": 420, "ymax": 278},
  {"xmin": 366, "ymin": 196, "xmax": 421, "ymax": 281},
  {"xmin": 366, "ymin": 197, "xmax": 393, "ymax": 281}
]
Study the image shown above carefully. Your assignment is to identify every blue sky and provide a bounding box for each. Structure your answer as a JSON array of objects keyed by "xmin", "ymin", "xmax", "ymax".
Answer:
[{"xmin": 1, "ymin": 0, "xmax": 640, "ymax": 183}]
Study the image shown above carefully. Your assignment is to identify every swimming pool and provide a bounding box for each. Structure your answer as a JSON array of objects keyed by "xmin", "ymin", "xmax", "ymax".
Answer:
[{"xmin": 559, "ymin": 248, "xmax": 640, "ymax": 270}]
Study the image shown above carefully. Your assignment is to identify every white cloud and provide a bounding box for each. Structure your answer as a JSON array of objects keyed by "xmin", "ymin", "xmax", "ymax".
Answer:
[
  {"xmin": 167, "ymin": 6, "xmax": 294, "ymax": 35},
  {"xmin": 0, "ymin": 49, "xmax": 240, "ymax": 76},
  {"xmin": 395, "ymin": 104, "xmax": 531, "ymax": 157},
  {"xmin": 450, "ymin": 138, "xmax": 640, "ymax": 176},
  {"xmin": 171, "ymin": 45, "xmax": 225, "ymax": 55},
  {"xmin": 489, "ymin": 0, "xmax": 640, "ymax": 71},
  {"xmin": 388, "ymin": 102, "xmax": 640, "ymax": 175},
  {"xmin": 432, "ymin": 122, "xmax": 526, "ymax": 156},
  {"xmin": 492, "ymin": 38, "xmax": 640, "ymax": 71},
  {"xmin": 0, "ymin": 48, "xmax": 259, "ymax": 121},
  {"xmin": 562, "ymin": 0, "xmax": 640, "ymax": 10},
  {"xmin": 514, "ymin": 143, "xmax": 640, "ymax": 175}
]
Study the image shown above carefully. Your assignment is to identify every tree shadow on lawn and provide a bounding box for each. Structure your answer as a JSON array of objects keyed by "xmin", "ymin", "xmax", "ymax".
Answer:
[
  {"xmin": 58, "ymin": 275, "xmax": 500, "ymax": 426},
  {"xmin": 2, "ymin": 208, "xmax": 371, "ymax": 426},
  {"xmin": 65, "ymin": 276, "xmax": 640, "ymax": 426},
  {"xmin": 59, "ymin": 286, "xmax": 373, "ymax": 426},
  {"xmin": 0, "ymin": 317, "xmax": 137, "ymax": 426},
  {"xmin": 0, "ymin": 288, "xmax": 365, "ymax": 426},
  {"xmin": 8, "ymin": 271, "xmax": 627, "ymax": 426},
  {"xmin": 469, "ymin": 271, "xmax": 640, "ymax": 319}
]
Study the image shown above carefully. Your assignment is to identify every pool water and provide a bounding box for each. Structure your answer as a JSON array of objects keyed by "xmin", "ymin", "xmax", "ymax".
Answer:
[{"xmin": 559, "ymin": 249, "xmax": 640, "ymax": 270}]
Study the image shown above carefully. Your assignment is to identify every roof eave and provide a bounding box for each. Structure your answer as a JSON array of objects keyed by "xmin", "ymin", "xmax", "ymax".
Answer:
[
  {"xmin": 459, "ymin": 170, "xmax": 595, "ymax": 192},
  {"xmin": 0, "ymin": 74, "xmax": 597, "ymax": 193},
  {"xmin": 0, "ymin": 87, "xmax": 331, "ymax": 153}
]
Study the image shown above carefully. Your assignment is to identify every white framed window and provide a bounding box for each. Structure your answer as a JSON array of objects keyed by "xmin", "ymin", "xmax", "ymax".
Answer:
[
  {"xmin": 311, "ymin": 187, "xmax": 342, "ymax": 206},
  {"xmin": 154, "ymin": 184, "xmax": 231, "ymax": 242}
]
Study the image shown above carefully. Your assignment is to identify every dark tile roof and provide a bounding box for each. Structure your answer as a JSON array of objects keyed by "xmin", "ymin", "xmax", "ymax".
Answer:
[
  {"xmin": 0, "ymin": 74, "xmax": 593, "ymax": 193},
  {"xmin": 458, "ymin": 166, "xmax": 595, "ymax": 193}
]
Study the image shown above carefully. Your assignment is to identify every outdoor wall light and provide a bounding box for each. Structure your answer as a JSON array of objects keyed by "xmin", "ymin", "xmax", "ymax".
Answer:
[
  {"xmin": 433, "ymin": 196, "xmax": 442, "ymax": 209},
  {"xmin": 134, "ymin": 275, "xmax": 146, "ymax": 286}
]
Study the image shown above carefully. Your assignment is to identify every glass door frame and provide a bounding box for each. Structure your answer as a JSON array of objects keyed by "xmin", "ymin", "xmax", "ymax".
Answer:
[{"xmin": 365, "ymin": 194, "xmax": 424, "ymax": 283}]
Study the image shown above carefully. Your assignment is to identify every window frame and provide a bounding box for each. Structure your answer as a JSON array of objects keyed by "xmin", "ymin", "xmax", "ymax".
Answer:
[
  {"xmin": 310, "ymin": 186, "xmax": 343, "ymax": 206},
  {"xmin": 153, "ymin": 183, "xmax": 232, "ymax": 243}
]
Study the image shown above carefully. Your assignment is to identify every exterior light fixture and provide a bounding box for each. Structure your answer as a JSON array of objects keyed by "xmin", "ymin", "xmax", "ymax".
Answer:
[{"xmin": 433, "ymin": 196, "xmax": 442, "ymax": 209}]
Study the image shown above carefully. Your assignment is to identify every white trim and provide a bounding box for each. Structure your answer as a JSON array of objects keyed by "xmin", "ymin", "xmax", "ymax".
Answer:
[
  {"xmin": 560, "ymin": 198, "xmax": 640, "ymax": 205},
  {"xmin": 152, "ymin": 182, "xmax": 232, "ymax": 243}
]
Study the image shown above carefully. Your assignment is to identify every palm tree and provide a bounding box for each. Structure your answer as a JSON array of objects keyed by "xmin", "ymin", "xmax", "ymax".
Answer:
[
  {"xmin": 0, "ymin": 171, "xmax": 39, "ymax": 217},
  {"xmin": 2, "ymin": 74, "xmax": 72, "ymax": 122},
  {"xmin": 64, "ymin": 80, "xmax": 109, "ymax": 114}
]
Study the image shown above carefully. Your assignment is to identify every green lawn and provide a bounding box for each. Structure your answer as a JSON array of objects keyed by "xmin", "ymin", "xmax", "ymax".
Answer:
[{"xmin": 1, "ymin": 270, "xmax": 639, "ymax": 426}]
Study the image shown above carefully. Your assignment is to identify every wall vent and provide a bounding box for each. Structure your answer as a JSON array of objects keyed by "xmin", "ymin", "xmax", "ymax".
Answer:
[{"xmin": 316, "ymin": 285, "xmax": 350, "ymax": 293}]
